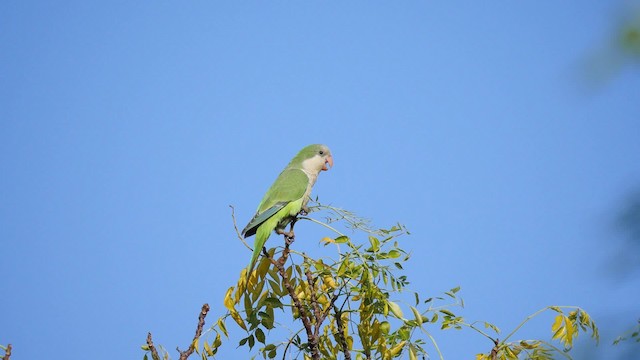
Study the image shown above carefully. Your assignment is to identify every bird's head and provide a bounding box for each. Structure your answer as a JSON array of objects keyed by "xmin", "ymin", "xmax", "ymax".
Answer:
[{"xmin": 297, "ymin": 144, "xmax": 334, "ymax": 173}]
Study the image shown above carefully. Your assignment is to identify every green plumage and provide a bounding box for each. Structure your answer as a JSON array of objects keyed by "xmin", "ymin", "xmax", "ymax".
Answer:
[{"xmin": 241, "ymin": 144, "xmax": 333, "ymax": 276}]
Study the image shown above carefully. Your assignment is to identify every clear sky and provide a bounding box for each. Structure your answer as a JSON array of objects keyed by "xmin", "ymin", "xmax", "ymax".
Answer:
[{"xmin": 1, "ymin": 1, "xmax": 639, "ymax": 359}]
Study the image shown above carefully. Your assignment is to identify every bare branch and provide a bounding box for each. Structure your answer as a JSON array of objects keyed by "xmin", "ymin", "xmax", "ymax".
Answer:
[
  {"xmin": 177, "ymin": 303, "xmax": 211, "ymax": 360},
  {"xmin": 2, "ymin": 344, "xmax": 11, "ymax": 360},
  {"xmin": 229, "ymin": 205, "xmax": 252, "ymax": 251},
  {"xmin": 146, "ymin": 333, "xmax": 161, "ymax": 360}
]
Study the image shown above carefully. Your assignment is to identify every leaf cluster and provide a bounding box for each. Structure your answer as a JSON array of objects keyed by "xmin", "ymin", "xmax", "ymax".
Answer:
[{"xmin": 142, "ymin": 203, "xmax": 601, "ymax": 360}]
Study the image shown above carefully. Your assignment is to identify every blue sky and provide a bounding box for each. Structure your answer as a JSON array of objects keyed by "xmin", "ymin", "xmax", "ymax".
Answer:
[{"xmin": 1, "ymin": 1, "xmax": 639, "ymax": 359}]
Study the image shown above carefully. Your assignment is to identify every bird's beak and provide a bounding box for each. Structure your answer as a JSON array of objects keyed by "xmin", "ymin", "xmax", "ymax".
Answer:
[{"xmin": 322, "ymin": 155, "xmax": 334, "ymax": 171}]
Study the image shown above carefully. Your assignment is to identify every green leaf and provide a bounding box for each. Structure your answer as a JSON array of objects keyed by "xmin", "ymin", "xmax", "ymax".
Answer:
[
  {"xmin": 439, "ymin": 309, "xmax": 455, "ymax": 317},
  {"xmin": 388, "ymin": 249, "xmax": 401, "ymax": 258},
  {"xmin": 239, "ymin": 337, "xmax": 248, "ymax": 346},
  {"xmin": 410, "ymin": 306, "xmax": 422, "ymax": 324},
  {"xmin": 263, "ymin": 297, "xmax": 283, "ymax": 309},
  {"xmin": 255, "ymin": 328, "xmax": 266, "ymax": 344},
  {"xmin": 368, "ymin": 236, "xmax": 380, "ymax": 252},
  {"xmin": 268, "ymin": 349, "xmax": 277, "ymax": 358},
  {"xmin": 387, "ymin": 301, "xmax": 404, "ymax": 319},
  {"xmin": 335, "ymin": 235, "xmax": 349, "ymax": 243}
]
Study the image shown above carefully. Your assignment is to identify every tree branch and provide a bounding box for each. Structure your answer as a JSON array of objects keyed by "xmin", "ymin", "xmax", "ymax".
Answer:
[
  {"xmin": 306, "ymin": 269, "xmax": 323, "ymax": 336},
  {"xmin": 269, "ymin": 234, "xmax": 321, "ymax": 360},
  {"xmin": 490, "ymin": 338, "xmax": 499, "ymax": 360},
  {"xmin": 2, "ymin": 344, "xmax": 11, "ymax": 360},
  {"xmin": 146, "ymin": 333, "xmax": 161, "ymax": 360},
  {"xmin": 177, "ymin": 303, "xmax": 210, "ymax": 360},
  {"xmin": 333, "ymin": 305, "xmax": 352, "ymax": 360}
]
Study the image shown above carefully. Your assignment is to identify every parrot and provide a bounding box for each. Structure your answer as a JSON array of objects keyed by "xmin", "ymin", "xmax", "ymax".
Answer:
[{"xmin": 241, "ymin": 144, "xmax": 334, "ymax": 276}]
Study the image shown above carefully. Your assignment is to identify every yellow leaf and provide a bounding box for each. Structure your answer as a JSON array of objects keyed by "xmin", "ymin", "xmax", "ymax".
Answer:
[
  {"xmin": 410, "ymin": 306, "xmax": 422, "ymax": 324},
  {"xmin": 409, "ymin": 344, "xmax": 417, "ymax": 360},
  {"xmin": 257, "ymin": 256, "xmax": 271, "ymax": 278},
  {"xmin": 346, "ymin": 335, "xmax": 354, "ymax": 350},
  {"xmin": 223, "ymin": 287, "xmax": 235, "ymax": 311},
  {"xmin": 213, "ymin": 332, "xmax": 221, "ymax": 348},
  {"xmin": 203, "ymin": 340, "xmax": 212, "ymax": 356},
  {"xmin": 235, "ymin": 275, "xmax": 245, "ymax": 303},
  {"xmin": 379, "ymin": 321, "xmax": 391, "ymax": 335},
  {"xmin": 217, "ymin": 318, "xmax": 228, "ymax": 338},
  {"xmin": 564, "ymin": 316, "xmax": 576, "ymax": 346},
  {"xmin": 551, "ymin": 314, "xmax": 564, "ymax": 335},
  {"xmin": 193, "ymin": 337, "xmax": 200, "ymax": 354},
  {"xmin": 388, "ymin": 341, "xmax": 406, "ymax": 356},
  {"xmin": 387, "ymin": 301, "xmax": 404, "ymax": 319},
  {"xmin": 321, "ymin": 237, "xmax": 334, "ymax": 245},
  {"xmin": 230, "ymin": 309, "xmax": 247, "ymax": 330},
  {"xmin": 323, "ymin": 276, "xmax": 337, "ymax": 289}
]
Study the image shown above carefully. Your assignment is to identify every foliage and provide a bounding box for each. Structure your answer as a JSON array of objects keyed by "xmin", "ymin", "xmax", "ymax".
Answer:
[
  {"xmin": 142, "ymin": 204, "xmax": 599, "ymax": 360},
  {"xmin": 613, "ymin": 319, "xmax": 640, "ymax": 345}
]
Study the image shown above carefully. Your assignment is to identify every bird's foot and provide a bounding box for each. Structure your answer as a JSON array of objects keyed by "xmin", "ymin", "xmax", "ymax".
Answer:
[
  {"xmin": 299, "ymin": 206, "xmax": 310, "ymax": 216},
  {"xmin": 285, "ymin": 233, "xmax": 295, "ymax": 245},
  {"xmin": 276, "ymin": 228, "xmax": 295, "ymax": 244},
  {"xmin": 276, "ymin": 228, "xmax": 295, "ymax": 241}
]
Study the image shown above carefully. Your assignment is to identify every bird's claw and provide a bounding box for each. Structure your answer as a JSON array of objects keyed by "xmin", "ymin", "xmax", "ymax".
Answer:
[
  {"xmin": 299, "ymin": 206, "xmax": 310, "ymax": 216},
  {"xmin": 276, "ymin": 228, "xmax": 295, "ymax": 244},
  {"xmin": 276, "ymin": 228, "xmax": 295, "ymax": 240},
  {"xmin": 285, "ymin": 234, "xmax": 295, "ymax": 245}
]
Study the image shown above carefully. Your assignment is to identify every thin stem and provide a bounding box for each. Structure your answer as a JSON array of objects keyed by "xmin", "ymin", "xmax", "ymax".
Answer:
[
  {"xmin": 229, "ymin": 205, "xmax": 252, "ymax": 251},
  {"xmin": 421, "ymin": 329, "xmax": 445, "ymax": 360},
  {"xmin": 332, "ymin": 304, "xmax": 352, "ymax": 360},
  {"xmin": 502, "ymin": 306, "xmax": 578, "ymax": 343},
  {"xmin": 299, "ymin": 216, "xmax": 345, "ymax": 236}
]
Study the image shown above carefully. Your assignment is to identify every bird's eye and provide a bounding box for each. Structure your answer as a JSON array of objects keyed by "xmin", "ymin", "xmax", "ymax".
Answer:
[{"xmin": 319, "ymin": 150, "xmax": 324, "ymax": 155}]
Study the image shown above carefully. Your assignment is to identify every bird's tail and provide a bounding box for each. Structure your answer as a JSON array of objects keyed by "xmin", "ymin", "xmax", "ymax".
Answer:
[{"xmin": 246, "ymin": 226, "xmax": 270, "ymax": 278}]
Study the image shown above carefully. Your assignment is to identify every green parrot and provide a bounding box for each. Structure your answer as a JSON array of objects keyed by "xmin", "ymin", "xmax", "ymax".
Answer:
[{"xmin": 242, "ymin": 144, "xmax": 334, "ymax": 275}]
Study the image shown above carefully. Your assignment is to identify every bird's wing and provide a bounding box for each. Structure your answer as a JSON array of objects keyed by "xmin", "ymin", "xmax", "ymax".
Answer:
[{"xmin": 241, "ymin": 168, "xmax": 308, "ymax": 237}]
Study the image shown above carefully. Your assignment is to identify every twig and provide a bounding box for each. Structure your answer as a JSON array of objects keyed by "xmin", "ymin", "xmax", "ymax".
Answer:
[
  {"xmin": 490, "ymin": 338, "xmax": 499, "ymax": 360},
  {"xmin": 306, "ymin": 269, "xmax": 322, "ymax": 335},
  {"xmin": 177, "ymin": 303, "xmax": 211, "ymax": 360},
  {"xmin": 2, "ymin": 344, "xmax": 11, "ymax": 360},
  {"xmin": 146, "ymin": 333, "xmax": 161, "ymax": 360},
  {"xmin": 332, "ymin": 305, "xmax": 352, "ymax": 360},
  {"xmin": 316, "ymin": 292, "xmax": 340, "ymax": 330},
  {"xmin": 229, "ymin": 205, "xmax": 252, "ymax": 251}
]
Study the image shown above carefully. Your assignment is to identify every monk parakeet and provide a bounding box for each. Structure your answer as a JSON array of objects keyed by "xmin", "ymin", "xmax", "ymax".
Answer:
[{"xmin": 242, "ymin": 144, "xmax": 334, "ymax": 275}]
